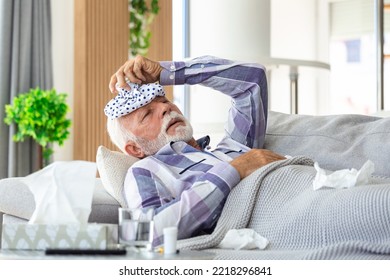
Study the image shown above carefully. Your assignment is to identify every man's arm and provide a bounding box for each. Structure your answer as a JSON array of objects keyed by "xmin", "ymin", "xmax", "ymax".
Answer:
[{"xmin": 159, "ymin": 56, "xmax": 268, "ymax": 149}]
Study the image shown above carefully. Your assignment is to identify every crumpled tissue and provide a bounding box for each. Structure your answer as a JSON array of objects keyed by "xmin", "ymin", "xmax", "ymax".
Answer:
[
  {"xmin": 218, "ymin": 229, "xmax": 269, "ymax": 250},
  {"xmin": 313, "ymin": 160, "xmax": 374, "ymax": 190},
  {"xmin": 22, "ymin": 161, "xmax": 97, "ymax": 224}
]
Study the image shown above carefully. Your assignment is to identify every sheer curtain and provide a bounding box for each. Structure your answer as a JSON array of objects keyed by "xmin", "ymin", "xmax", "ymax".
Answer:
[{"xmin": 0, "ymin": 0, "xmax": 53, "ymax": 178}]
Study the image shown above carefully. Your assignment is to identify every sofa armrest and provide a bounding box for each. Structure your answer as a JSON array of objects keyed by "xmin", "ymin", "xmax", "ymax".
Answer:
[
  {"xmin": 0, "ymin": 177, "xmax": 120, "ymax": 227},
  {"xmin": 0, "ymin": 178, "xmax": 35, "ymax": 221}
]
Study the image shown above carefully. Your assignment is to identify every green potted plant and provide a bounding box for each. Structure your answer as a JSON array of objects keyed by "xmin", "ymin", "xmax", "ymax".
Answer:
[
  {"xmin": 129, "ymin": 0, "xmax": 159, "ymax": 57},
  {"xmin": 4, "ymin": 87, "xmax": 71, "ymax": 167}
]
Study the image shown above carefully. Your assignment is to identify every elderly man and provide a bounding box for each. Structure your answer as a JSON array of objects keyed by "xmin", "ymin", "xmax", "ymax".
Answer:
[{"xmin": 106, "ymin": 55, "xmax": 285, "ymax": 246}]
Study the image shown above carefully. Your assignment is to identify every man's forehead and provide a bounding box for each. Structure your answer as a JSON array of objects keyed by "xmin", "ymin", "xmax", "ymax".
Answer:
[
  {"xmin": 125, "ymin": 96, "xmax": 167, "ymax": 118},
  {"xmin": 152, "ymin": 96, "xmax": 167, "ymax": 102},
  {"xmin": 135, "ymin": 96, "xmax": 167, "ymax": 111}
]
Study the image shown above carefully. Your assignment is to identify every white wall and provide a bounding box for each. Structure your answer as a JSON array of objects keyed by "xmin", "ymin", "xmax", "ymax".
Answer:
[
  {"xmin": 51, "ymin": 0, "xmax": 74, "ymax": 161},
  {"xmin": 270, "ymin": 0, "xmax": 330, "ymax": 115}
]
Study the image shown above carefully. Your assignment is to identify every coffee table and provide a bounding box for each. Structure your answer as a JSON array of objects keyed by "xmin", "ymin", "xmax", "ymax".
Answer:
[{"xmin": 0, "ymin": 248, "xmax": 215, "ymax": 260}]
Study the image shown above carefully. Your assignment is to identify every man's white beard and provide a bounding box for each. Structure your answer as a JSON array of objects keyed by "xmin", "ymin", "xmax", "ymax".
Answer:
[{"xmin": 135, "ymin": 111, "xmax": 193, "ymax": 156}]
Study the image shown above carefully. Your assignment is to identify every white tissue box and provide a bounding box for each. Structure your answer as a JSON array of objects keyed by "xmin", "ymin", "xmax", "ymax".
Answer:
[{"xmin": 1, "ymin": 223, "xmax": 118, "ymax": 250}]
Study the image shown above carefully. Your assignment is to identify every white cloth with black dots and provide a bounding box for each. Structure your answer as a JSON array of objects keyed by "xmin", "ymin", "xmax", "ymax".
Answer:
[{"xmin": 104, "ymin": 81, "xmax": 165, "ymax": 119}]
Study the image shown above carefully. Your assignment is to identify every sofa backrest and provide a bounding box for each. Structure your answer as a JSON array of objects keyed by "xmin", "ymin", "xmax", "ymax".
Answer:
[{"xmin": 264, "ymin": 111, "xmax": 390, "ymax": 178}]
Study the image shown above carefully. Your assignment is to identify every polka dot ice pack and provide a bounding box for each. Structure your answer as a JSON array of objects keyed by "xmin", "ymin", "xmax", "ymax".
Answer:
[{"xmin": 104, "ymin": 82, "xmax": 165, "ymax": 119}]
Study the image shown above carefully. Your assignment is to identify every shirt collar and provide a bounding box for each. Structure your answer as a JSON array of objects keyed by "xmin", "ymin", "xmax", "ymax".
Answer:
[
  {"xmin": 155, "ymin": 136, "xmax": 211, "ymax": 155},
  {"xmin": 196, "ymin": 135, "xmax": 210, "ymax": 150}
]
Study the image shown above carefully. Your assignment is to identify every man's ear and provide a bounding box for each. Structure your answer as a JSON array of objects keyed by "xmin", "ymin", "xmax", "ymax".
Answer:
[{"xmin": 124, "ymin": 140, "xmax": 145, "ymax": 159}]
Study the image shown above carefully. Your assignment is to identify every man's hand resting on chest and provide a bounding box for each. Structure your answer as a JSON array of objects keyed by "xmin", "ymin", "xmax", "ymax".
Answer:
[{"xmin": 230, "ymin": 149, "xmax": 286, "ymax": 179}]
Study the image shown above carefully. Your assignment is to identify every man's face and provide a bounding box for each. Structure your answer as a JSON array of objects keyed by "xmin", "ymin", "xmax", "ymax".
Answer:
[{"xmin": 122, "ymin": 96, "xmax": 193, "ymax": 156}]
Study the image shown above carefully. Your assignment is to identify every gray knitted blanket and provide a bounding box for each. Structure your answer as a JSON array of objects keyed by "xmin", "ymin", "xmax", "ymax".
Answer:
[{"xmin": 178, "ymin": 156, "xmax": 390, "ymax": 259}]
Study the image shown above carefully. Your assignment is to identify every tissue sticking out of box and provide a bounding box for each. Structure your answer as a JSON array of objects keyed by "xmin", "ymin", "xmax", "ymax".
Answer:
[
  {"xmin": 22, "ymin": 161, "xmax": 97, "ymax": 225},
  {"xmin": 313, "ymin": 160, "xmax": 375, "ymax": 190}
]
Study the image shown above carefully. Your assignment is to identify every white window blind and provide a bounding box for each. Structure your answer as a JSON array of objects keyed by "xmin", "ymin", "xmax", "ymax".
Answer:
[{"xmin": 330, "ymin": 0, "xmax": 390, "ymax": 39}]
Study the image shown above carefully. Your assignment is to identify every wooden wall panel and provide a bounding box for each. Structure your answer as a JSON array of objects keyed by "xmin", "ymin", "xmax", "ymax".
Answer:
[
  {"xmin": 149, "ymin": 0, "xmax": 172, "ymax": 61},
  {"xmin": 74, "ymin": 0, "xmax": 173, "ymax": 161},
  {"xmin": 74, "ymin": 0, "xmax": 128, "ymax": 160},
  {"xmin": 148, "ymin": 0, "xmax": 173, "ymax": 100}
]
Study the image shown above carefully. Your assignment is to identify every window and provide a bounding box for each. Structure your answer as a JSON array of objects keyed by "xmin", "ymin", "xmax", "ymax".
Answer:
[{"xmin": 328, "ymin": 0, "xmax": 390, "ymax": 114}]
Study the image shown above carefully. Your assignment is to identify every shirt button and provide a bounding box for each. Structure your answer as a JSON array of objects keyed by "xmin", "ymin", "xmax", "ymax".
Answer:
[
  {"xmin": 169, "ymin": 74, "xmax": 174, "ymax": 80},
  {"xmin": 170, "ymin": 65, "xmax": 175, "ymax": 71},
  {"xmin": 201, "ymin": 64, "xmax": 205, "ymax": 69}
]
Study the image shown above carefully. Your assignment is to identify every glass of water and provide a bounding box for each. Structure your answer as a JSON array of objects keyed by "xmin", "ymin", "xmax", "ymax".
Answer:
[{"xmin": 118, "ymin": 207, "xmax": 155, "ymax": 250}]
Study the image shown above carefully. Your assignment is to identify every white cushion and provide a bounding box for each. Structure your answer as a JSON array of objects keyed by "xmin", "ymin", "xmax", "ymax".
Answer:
[{"xmin": 96, "ymin": 146, "xmax": 139, "ymax": 207}]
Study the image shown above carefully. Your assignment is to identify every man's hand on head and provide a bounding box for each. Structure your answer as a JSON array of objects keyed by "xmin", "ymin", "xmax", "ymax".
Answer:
[
  {"xmin": 109, "ymin": 55, "xmax": 163, "ymax": 94},
  {"xmin": 230, "ymin": 149, "xmax": 286, "ymax": 179}
]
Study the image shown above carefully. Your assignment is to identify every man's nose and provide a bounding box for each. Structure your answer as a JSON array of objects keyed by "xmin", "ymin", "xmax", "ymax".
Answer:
[{"xmin": 160, "ymin": 102, "xmax": 171, "ymax": 117}]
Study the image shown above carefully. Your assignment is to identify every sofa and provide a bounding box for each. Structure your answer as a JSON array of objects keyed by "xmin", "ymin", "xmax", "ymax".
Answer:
[{"xmin": 1, "ymin": 111, "xmax": 390, "ymax": 259}]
